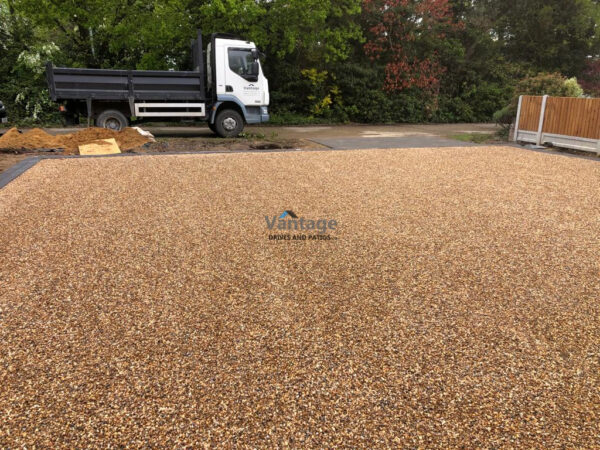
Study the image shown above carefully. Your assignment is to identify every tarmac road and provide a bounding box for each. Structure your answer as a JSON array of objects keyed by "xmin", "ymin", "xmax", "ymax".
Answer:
[{"xmin": 157, "ymin": 123, "xmax": 499, "ymax": 149}]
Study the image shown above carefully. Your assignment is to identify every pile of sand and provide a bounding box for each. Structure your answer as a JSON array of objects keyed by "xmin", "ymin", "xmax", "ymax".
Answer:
[
  {"xmin": 0, "ymin": 127, "xmax": 152, "ymax": 154},
  {"xmin": 0, "ymin": 128, "xmax": 63, "ymax": 151}
]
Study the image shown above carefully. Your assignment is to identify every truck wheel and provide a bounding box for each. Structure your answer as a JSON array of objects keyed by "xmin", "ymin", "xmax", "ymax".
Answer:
[
  {"xmin": 96, "ymin": 109, "xmax": 129, "ymax": 131},
  {"xmin": 215, "ymin": 109, "xmax": 244, "ymax": 138}
]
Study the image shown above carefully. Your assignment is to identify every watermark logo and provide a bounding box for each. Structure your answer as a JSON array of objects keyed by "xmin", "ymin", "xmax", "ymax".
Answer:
[
  {"xmin": 265, "ymin": 210, "xmax": 338, "ymax": 241},
  {"xmin": 279, "ymin": 210, "xmax": 298, "ymax": 219}
]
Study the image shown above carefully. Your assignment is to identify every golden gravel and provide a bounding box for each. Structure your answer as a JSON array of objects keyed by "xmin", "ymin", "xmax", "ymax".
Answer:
[{"xmin": 1, "ymin": 146, "xmax": 599, "ymax": 447}]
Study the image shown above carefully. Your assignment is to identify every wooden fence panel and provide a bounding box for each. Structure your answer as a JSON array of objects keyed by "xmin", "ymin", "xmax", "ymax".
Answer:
[
  {"xmin": 542, "ymin": 97, "xmax": 600, "ymax": 140},
  {"xmin": 517, "ymin": 96, "xmax": 543, "ymax": 132},
  {"xmin": 515, "ymin": 95, "xmax": 600, "ymax": 154}
]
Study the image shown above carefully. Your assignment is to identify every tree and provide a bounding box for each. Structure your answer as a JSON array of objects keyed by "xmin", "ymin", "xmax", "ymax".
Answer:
[
  {"xmin": 485, "ymin": 0, "xmax": 600, "ymax": 76},
  {"xmin": 580, "ymin": 59, "xmax": 600, "ymax": 96},
  {"xmin": 259, "ymin": 0, "xmax": 363, "ymax": 118},
  {"xmin": 194, "ymin": 0, "xmax": 362, "ymax": 64},
  {"xmin": 0, "ymin": 0, "xmax": 61, "ymax": 123},
  {"xmin": 2, "ymin": 0, "xmax": 600, "ymax": 125},
  {"xmin": 432, "ymin": 0, "xmax": 518, "ymax": 122},
  {"xmin": 265, "ymin": 0, "xmax": 362, "ymax": 63},
  {"xmin": 362, "ymin": 0, "xmax": 461, "ymax": 94},
  {"xmin": 11, "ymin": 0, "xmax": 194, "ymax": 69},
  {"xmin": 192, "ymin": 0, "xmax": 267, "ymax": 49}
]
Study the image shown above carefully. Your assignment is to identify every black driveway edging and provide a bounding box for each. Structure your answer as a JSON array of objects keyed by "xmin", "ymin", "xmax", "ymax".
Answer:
[{"xmin": 0, "ymin": 156, "xmax": 42, "ymax": 190}]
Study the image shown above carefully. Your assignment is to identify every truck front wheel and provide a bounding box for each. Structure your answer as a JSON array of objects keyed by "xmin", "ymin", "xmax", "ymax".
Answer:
[
  {"xmin": 214, "ymin": 109, "xmax": 244, "ymax": 138},
  {"xmin": 96, "ymin": 109, "xmax": 129, "ymax": 131}
]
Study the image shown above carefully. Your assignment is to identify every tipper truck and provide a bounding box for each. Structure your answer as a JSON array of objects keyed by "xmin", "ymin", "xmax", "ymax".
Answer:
[{"xmin": 46, "ymin": 30, "xmax": 269, "ymax": 137}]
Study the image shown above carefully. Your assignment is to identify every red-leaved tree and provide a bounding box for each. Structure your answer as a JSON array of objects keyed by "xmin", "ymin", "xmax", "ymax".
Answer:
[{"xmin": 363, "ymin": 0, "xmax": 461, "ymax": 94}]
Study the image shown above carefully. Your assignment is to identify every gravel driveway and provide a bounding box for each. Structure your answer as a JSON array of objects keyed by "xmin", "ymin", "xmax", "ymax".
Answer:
[{"xmin": 1, "ymin": 146, "xmax": 599, "ymax": 446}]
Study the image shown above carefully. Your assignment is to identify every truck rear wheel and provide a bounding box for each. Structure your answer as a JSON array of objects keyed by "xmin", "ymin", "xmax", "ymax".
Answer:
[
  {"xmin": 215, "ymin": 109, "xmax": 244, "ymax": 138},
  {"xmin": 96, "ymin": 109, "xmax": 129, "ymax": 131}
]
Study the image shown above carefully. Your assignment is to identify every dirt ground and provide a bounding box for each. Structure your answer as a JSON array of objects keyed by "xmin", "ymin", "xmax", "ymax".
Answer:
[
  {"xmin": 0, "ymin": 131, "xmax": 320, "ymax": 175},
  {"xmin": 144, "ymin": 135, "xmax": 320, "ymax": 152},
  {"xmin": 1, "ymin": 146, "xmax": 599, "ymax": 447},
  {"xmin": 1, "ymin": 122, "xmax": 499, "ymax": 140}
]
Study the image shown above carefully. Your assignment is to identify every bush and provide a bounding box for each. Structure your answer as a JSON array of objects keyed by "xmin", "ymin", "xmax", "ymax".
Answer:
[
  {"xmin": 493, "ymin": 72, "xmax": 584, "ymax": 132},
  {"xmin": 514, "ymin": 73, "xmax": 583, "ymax": 100},
  {"xmin": 268, "ymin": 112, "xmax": 340, "ymax": 125},
  {"xmin": 334, "ymin": 62, "xmax": 439, "ymax": 123}
]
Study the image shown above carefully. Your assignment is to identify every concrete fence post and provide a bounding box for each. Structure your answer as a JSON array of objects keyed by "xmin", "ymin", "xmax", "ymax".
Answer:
[
  {"xmin": 536, "ymin": 95, "xmax": 548, "ymax": 146},
  {"xmin": 513, "ymin": 95, "xmax": 523, "ymax": 142}
]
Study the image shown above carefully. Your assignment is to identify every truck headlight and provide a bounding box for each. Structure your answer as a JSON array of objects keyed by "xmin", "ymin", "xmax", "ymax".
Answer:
[{"xmin": 261, "ymin": 106, "xmax": 268, "ymax": 115}]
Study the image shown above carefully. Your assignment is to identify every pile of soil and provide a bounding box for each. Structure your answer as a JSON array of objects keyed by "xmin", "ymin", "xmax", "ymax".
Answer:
[
  {"xmin": 0, "ymin": 127, "xmax": 151, "ymax": 154},
  {"xmin": 0, "ymin": 128, "xmax": 63, "ymax": 151},
  {"xmin": 58, "ymin": 128, "xmax": 151, "ymax": 154}
]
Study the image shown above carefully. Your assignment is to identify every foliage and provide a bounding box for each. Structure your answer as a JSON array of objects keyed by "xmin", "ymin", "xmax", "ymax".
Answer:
[
  {"xmin": 494, "ymin": 72, "xmax": 584, "ymax": 131},
  {"xmin": 580, "ymin": 59, "xmax": 600, "ymax": 97},
  {"xmin": 0, "ymin": 1, "xmax": 61, "ymax": 123},
  {"xmin": 193, "ymin": 0, "xmax": 267, "ymax": 49},
  {"xmin": 264, "ymin": 0, "xmax": 363, "ymax": 63},
  {"xmin": 486, "ymin": 0, "xmax": 600, "ymax": 76},
  {"xmin": 513, "ymin": 73, "xmax": 584, "ymax": 102},
  {"xmin": 1, "ymin": 0, "xmax": 600, "ymax": 125},
  {"xmin": 300, "ymin": 69, "xmax": 343, "ymax": 118},
  {"xmin": 14, "ymin": 43, "xmax": 60, "ymax": 122},
  {"xmin": 450, "ymin": 133, "xmax": 495, "ymax": 143},
  {"xmin": 435, "ymin": 0, "xmax": 519, "ymax": 122},
  {"xmin": 363, "ymin": 0, "xmax": 460, "ymax": 96},
  {"xmin": 451, "ymin": 0, "xmax": 599, "ymax": 124}
]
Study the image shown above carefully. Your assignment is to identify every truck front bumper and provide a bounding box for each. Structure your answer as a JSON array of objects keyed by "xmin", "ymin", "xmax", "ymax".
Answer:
[
  {"xmin": 260, "ymin": 106, "xmax": 270, "ymax": 123},
  {"xmin": 245, "ymin": 106, "xmax": 269, "ymax": 124}
]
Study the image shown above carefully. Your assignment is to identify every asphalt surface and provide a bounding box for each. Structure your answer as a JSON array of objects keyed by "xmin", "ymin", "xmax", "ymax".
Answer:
[
  {"xmin": 155, "ymin": 123, "xmax": 498, "ymax": 149},
  {"xmin": 311, "ymin": 136, "xmax": 480, "ymax": 149}
]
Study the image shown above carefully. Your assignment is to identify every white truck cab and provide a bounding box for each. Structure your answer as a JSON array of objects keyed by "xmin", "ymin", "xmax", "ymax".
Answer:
[{"xmin": 207, "ymin": 34, "xmax": 269, "ymax": 135}]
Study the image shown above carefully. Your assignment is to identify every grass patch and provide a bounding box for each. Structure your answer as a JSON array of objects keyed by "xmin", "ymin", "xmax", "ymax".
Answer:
[{"xmin": 450, "ymin": 132, "xmax": 496, "ymax": 144}]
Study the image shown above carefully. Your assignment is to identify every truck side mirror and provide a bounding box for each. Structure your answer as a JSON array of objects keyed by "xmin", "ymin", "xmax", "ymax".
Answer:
[{"xmin": 251, "ymin": 49, "xmax": 259, "ymax": 60}]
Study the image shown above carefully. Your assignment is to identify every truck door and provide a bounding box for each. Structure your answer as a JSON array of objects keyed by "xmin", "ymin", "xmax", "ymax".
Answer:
[{"xmin": 223, "ymin": 46, "xmax": 264, "ymax": 107}]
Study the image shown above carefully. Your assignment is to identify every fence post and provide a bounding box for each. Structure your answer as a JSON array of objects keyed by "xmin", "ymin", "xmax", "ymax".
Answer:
[
  {"xmin": 536, "ymin": 95, "xmax": 548, "ymax": 146},
  {"xmin": 513, "ymin": 95, "xmax": 523, "ymax": 142}
]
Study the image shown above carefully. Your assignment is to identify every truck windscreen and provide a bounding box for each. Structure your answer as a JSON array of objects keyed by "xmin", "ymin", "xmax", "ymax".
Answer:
[{"xmin": 228, "ymin": 48, "xmax": 259, "ymax": 81}]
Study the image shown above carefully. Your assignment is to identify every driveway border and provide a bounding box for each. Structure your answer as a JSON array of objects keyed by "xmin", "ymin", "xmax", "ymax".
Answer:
[
  {"xmin": 1, "ymin": 144, "xmax": 597, "ymax": 190},
  {"xmin": 0, "ymin": 156, "xmax": 43, "ymax": 190}
]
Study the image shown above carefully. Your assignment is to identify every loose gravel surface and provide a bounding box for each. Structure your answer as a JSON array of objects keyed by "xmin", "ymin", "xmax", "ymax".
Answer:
[{"xmin": 1, "ymin": 146, "xmax": 599, "ymax": 447}]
